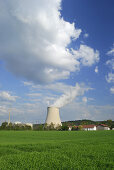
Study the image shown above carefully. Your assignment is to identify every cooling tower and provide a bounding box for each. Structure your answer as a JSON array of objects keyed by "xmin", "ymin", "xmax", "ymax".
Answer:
[{"xmin": 45, "ymin": 107, "xmax": 62, "ymax": 128}]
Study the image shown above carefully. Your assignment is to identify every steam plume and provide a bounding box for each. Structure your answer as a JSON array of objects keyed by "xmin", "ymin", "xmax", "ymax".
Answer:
[{"xmin": 51, "ymin": 83, "xmax": 88, "ymax": 108}]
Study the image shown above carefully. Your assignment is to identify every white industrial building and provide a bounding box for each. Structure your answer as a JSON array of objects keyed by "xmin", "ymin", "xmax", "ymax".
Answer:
[
  {"xmin": 96, "ymin": 124, "xmax": 110, "ymax": 130},
  {"xmin": 25, "ymin": 123, "xmax": 33, "ymax": 129},
  {"xmin": 14, "ymin": 122, "xmax": 33, "ymax": 129},
  {"xmin": 45, "ymin": 107, "xmax": 62, "ymax": 128},
  {"xmin": 82, "ymin": 125, "xmax": 97, "ymax": 131},
  {"xmin": 14, "ymin": 121, "xmax": 22, "ymax": 125},
  {"xmin": 68, "ymin": 124, "xmax": 110, "ymax": 131}
]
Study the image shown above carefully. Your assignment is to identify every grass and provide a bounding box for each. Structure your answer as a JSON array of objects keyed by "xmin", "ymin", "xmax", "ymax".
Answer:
[{"xmin": 0, "ymin": 131, "xmax": 114, "ymax": 170}]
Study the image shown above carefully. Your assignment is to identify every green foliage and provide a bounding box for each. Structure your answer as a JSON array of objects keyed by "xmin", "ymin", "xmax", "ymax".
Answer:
[
  {"xmin": 106, "ymin": 119, "xmax": 112, "ymax": 128},
  {"xmin": 0, "ymin": 122, "xmax": 8, "ymax": 129},
  {"xmin": 78, "ymin": 125, "xmax": 83, "ymax": 131},
  {"xmin": 111, "ymin": 124, "xmax": 114, "ymax": 129},
  {"xmin": 0, "ymin": 131, "xmax": 114, "ymax": 169},
  {"xmin": 81, "ymin": 120, "xmax": 92, "ymax": 125},
  {"xmin": 61, "ymin": 125, "xmax": 69, "ymax": 131},
  {"xmin": 0, "ymin": 122, "xmax": 32, "ymax": 131},
  {"xmin": 71, "ymin": 126, "xmax": 78, "ymax": 131},
  {"xmin": 44, "ymin": 123, "xmax": 61, "ymax": 131},
  {"xmin": 62, "ymin": 119, "xmax": 97, "ymax": 126},
  {"xmin": 33, "ymin": 124, "xmax": 44, "ymax": 131}
]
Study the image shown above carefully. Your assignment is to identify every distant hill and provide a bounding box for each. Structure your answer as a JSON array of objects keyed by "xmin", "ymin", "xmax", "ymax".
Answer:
[
  {"xmin": 33, "ymin": 119, "xmax": 114, "ymax": 130},
  {"xmin": 62, "ymin": 119, "xmax": 114, "ymax": 127}
]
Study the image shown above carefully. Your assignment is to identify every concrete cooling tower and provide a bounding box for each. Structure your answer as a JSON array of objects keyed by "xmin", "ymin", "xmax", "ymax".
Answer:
[{"xmin": 45, "ymin": 107, "xmax": 62, "ymax": 128}]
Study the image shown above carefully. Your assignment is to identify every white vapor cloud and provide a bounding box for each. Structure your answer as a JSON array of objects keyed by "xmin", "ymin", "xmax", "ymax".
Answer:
[
  {"xmin": 95, "ymin": 66, "xmax": 98, "ymax": 73},
  {"xmin": 24, "ymin": 81, "xmax": 79, "ymax": 93},
  {"xmin": 0, "ymin": 0, "xmax": 99, "ymax": 84},
  {"xmin": 82, "ymin": 97, "xmax": 87, "ymax": 103},
  {"xmin": 107, "ymin": 49, "xmax": 114, "ymax": 56},
  {"xmin": 27, "ymin": 93, "xmax": 42, "ymax": 97},
  {"xmin": 72, "ymin": 45, "xmax": 99, "ymax": 67},
  {"xmin": 106, "ymin": 73, "xmax": 114, "ymax": 83},
  {"xmin": 106, "ymin": 46, "xmax": 114, "ymax": 93},
  {"xmin": 107, "ymin": 44, "xmax": 114, "ymax": 56},
  {"xmin": 51, "ymin": 83, "xmax": 90, "ymax": 108},
  {"xmin": 24, "ymin": 81, "xmax": 91, "ymax": 107},
  {"xmin": 61, "ymin": 102, "xmax": 114, "ymax": 121},
  {"xmin": 106, "ymin": 59, "xmax": 114, "ymax": 70},
  {"xmin": 110, "ymin": 87, "xmax": 114, "ymax": 94},
  {"xmin": 0, "ymin": 91, "xmax": 17, "ymax": 102},
  {"xmin": 84, "ymin": 33, "xmax": 89, "ymax": 38},
  {"xmin": 24, "ymin": 81, "xmax": 92, "ymax": 108},
  {"xmin": 0, "ymin": 106, "xmax": 8, "ymax": 115}
]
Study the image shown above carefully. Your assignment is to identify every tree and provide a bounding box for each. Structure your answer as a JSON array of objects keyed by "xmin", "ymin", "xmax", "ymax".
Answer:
[
  {"xmin": 1, "ymin": 122, "xmax": 8, "ymax": 129},
  {"xmin": 72, "ymin": 126, "xmax": 78, "ymax": 131},
  {"xmin": 7, "ymin": 122, "xmax": 13, "ymax": 130},
  {"xmin": 107, "ymin": 119, "xmax": 112, "ymax": 128},
  {"xmin": 110, "ymin": 123, "xmax": 114, "ymax": 130},
  {"xmin": 38, "ymin": 124, "xmax": 44, "ymax": 131},
  {"xmin": 61, "ymin": 125, "xmax": 69, "ymax": 131},
  {"xmin": 78, "ymin": 125, "xmax": 83, "ymax": 131}
]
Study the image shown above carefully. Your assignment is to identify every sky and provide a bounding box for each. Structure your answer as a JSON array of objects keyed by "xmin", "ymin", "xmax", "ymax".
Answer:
[{"xmin": 0, "ymin": 0, "xmax": 114, "ymax": 124}]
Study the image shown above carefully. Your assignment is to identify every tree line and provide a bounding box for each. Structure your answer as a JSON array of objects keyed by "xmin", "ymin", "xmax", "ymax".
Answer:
[
  {"xmin": 0, "ymin": 122, "xmax": 32, "ymax": 130},
  {"xmin": 0, "ymin": 119, "xmax": 114, "ymax": 131}
]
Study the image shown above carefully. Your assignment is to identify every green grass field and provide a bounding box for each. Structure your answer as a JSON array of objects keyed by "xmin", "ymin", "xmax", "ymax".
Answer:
[{"xmin": 0, "ymin": 131, "xmax": 114, "ymax": 170}]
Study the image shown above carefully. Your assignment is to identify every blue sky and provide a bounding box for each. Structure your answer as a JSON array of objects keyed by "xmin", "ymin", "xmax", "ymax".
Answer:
[{"xmin": 0, "ymin": 0, "xmax": 114, "ymax": 124}]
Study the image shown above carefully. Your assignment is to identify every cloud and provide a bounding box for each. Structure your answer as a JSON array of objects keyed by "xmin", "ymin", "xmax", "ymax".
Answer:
[
  {"xmin": 1, "ymin": 101, "xmax": 114, "ymax": 124},
  {"xmin": 83, "ymin": 33, "xmax": 89, "ymax": 38},
  {"xmin": 95, "ymin": 66, "xmax": 98, "ymax": 73},
  {"xmin": 51, "ymin": 83, "xmax": 90, "ymax": 108},
  {"xmin": 107, "ymin": 49, "xmax": 114, "ymax": 56},
  {"xmin": 82, "ymin": 97, "xmax": 87, "ymax": 103},
  {"xmin": 110, "ymin": 87, "xmax": 114, "ymax": 94},
  {"xmin": 106, "ymin": 73, "xmax": 114, "ymax": 83},
  {"xmin": 27, "ymin": 93, "xmax": 42, "ymax": 97},
  {"xmin": 0, "ymin": 91, "xmax": 17, "ymax": 102},
  {"xmin": 0, "ymin": 85, "xmax": 113, "ymax": 124},
  {"xmin": 0, "ymin": 0, "xmax": 99, "ymax": 84},
  {"xmin": 0, "ymin": 106, "xmax": 8, "ymax": 115},
  {"xmin": 106, "ymin": 46, "xmax": 114, "ymax": 93},
  {"xmin": 23, "ymin": 81, "xmax": 83, "ymax": 93},
  {"xmin": 72, "ymin": 45, "xmax": 99, "ymax": 67},
  {"xmin": 0, "ymin": 102, "xmax": 46, "ymax": 124},
  {"xmin": 107, "ymin": 44, "xmax": 114, "ymax": 56},
  {"xmin": 61, "ymin": 102, "xmax": 114, "ymax": 121},
  {"xmin": 23, "ymin": 81, "xmax": 92, "ymax": 107},
  {"xmin": 106, "ymin": 59, "xmax": 114, "ymax": 70}
]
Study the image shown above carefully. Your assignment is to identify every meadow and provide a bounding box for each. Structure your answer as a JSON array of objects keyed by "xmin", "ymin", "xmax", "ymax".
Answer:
[{"xmin": 0, "ymin": 131, "xmax": 114, "ymax": 170}]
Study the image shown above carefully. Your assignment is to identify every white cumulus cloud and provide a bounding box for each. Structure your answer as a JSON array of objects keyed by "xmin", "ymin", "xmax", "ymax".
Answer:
[
  {"xmin": 106, "ymin": 59, "xmax": 114, "ymax": 70},
  {"xmin": 0, "ymin": 0, "xmax": 99, "ymax": 84},
  {"xmin": 106, "ymin": 73, "xmax": 114, "ymax": 83},
  {"xmin": 0, "ymin": 91, "xmax": 17, "ymax": 102},
  {"xmin": 107, "ymin": 44, "xmax": 114, "ymax": 56},
  {"xmin": 72, "ymin": 45, "xmax": 99, "ymax": 67}
]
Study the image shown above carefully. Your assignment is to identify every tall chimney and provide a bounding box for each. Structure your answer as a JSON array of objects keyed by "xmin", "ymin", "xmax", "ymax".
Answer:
[
  {"xmin": 45, "ymin": 107, "xmax": 62, "ymax": 128},
  {"xmin": 8, "ymin": 112, "xmax": 10, "ymax": 125}
]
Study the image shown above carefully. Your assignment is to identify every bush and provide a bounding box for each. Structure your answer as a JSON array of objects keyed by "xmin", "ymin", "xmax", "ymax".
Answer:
[{"xmin": 61, "ymin": 125, "xmax": 69, "ymax": 131}]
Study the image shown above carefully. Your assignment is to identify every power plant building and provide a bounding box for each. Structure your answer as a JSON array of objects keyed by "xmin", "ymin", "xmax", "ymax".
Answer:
[{"xmin": 45, "ymin": 107, "xmax": 62, "ymax": 128}]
